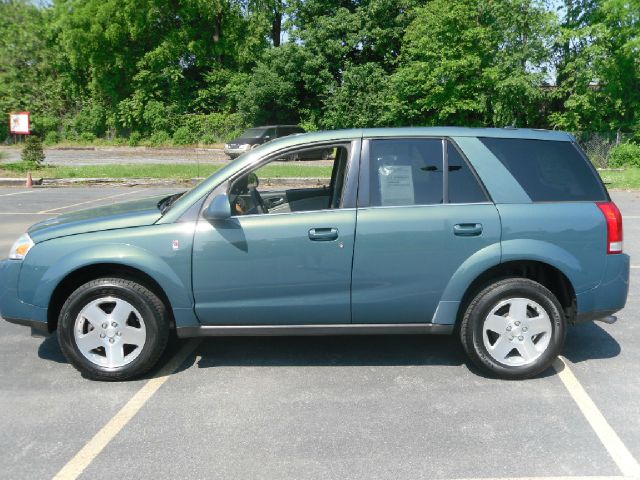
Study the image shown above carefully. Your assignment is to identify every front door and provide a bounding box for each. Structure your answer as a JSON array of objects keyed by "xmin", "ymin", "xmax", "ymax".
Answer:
[
  {"xmin": 351, "ymin": 137, "xmax": 501, "ymax": 324},
  {"xmin": 192, "ymin": 143, "xmax": 357, "ymax": 325}
]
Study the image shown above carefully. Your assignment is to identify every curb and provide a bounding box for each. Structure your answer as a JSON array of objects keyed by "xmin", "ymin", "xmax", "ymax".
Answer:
[
  {"xmin": 42, "ymin": 177, "xmax": 194, "ymax": 187},
  {"xmin": 48, "ymin": 146, "xmax": 225, "ymax": 153},
  {"xmin": 0, "ymin": 177, "xmax": 43, "ymax": 186}
]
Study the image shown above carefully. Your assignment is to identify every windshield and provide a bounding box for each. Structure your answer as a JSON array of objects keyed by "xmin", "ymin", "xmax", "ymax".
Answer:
[{"xmin": 240, "ymin": 128, "xmax": 269, "ymax": 138}]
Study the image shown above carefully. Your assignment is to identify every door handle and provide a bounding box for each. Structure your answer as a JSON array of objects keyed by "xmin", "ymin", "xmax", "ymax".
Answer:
[
  {"xmin": 308, "ymin": 227, "xmax": 339, "ymax": 241},
  {"xmin": 453, "ymin": 223, "xmax": 483, "ymax": 236}
]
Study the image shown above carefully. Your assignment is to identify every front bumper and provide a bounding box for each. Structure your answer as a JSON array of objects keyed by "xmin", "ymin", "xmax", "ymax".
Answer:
[{"xmin": 0, "ymin": 259, "xmax": 48, "ymax": 332}]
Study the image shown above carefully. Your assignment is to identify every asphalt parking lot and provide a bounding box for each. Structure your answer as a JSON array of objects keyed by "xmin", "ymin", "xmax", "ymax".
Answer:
[{"xmin": 0, "ymin": 186, "xmax": 638, "ymax": 480}]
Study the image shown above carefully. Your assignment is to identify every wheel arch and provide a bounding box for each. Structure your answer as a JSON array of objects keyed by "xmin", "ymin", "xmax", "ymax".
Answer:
[
  {"xmin": 47, "ymin": 263, "xmax": 175, "ymax": 333},
  {"xmin": 455, "ymin": 260, "xmax": 577, "ymax": 330}
]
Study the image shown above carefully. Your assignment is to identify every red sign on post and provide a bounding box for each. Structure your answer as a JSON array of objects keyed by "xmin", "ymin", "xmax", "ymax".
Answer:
[{"xmin": 9, "ymin": 112, "xmax": 31, "ymax": 135}]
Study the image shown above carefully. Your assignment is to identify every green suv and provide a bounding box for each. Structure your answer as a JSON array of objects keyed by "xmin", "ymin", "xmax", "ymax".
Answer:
[{"xmin": 0, "ymin": 128, "xmax": 629, "ymax": 381}]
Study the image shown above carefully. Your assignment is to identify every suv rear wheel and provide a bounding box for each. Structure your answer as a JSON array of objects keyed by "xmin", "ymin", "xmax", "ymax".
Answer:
[
  {"xmin": 460, "ymin": 278, "xmax": 566, "ymax": 379},
  {"xmin": 57, "ymin": 277, "xmax": 170, "ymax": 381}
]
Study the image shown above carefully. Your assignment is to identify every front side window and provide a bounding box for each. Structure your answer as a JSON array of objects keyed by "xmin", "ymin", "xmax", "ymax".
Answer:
[{"xmin": 229, "ymin": 144, "xmax": 350, "ymax": 216}]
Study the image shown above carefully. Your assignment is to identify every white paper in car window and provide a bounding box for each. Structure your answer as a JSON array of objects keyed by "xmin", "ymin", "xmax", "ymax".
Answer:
[{"xmin": 378, "ymin": 165, "xmax": 414, "ymax": 205}]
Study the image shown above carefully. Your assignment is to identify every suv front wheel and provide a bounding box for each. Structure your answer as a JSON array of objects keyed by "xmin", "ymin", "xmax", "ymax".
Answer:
[
  {"xmin": 460, "ymin": 278, "xmax": 566, "ymax": 379},
  {"xmin": 57, "ymin": 277, "xmax": 170, "ymax": 381}
]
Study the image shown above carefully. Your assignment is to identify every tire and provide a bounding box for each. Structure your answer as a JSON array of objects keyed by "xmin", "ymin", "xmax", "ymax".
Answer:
[
  {"xmin": 460, "ymin": 278, "xmax": 566, "ymax": 380},
  {"xmin": 57, "ymin": 277, "xmax": 170, "ymax": 381}
]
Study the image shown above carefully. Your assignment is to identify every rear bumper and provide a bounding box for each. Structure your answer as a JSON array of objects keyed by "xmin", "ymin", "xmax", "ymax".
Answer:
[
  {"xmin": 576, "ymin": 253, "xmax": 630, "ymax": 322},
  {"xmin": 0, "ymin": 259, "xmax": 48, "ymax": 332}
]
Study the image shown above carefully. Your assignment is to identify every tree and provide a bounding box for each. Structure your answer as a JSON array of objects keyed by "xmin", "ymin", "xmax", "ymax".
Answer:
[
  {"xmin": 21, "ymin": 135, "xmax": 46, "ymax": 166},
  {"xmin": 552, "ymin": 0, "xmax": 640, "ymax": 134},
  {"xmin": 0, "ymin": 1, "xmax": 68, "ymax": 139},
  {"xmin": 289, "ymin": 0, "xmax": 418, "ymax": 80},
  {"xmin": 237, "ymin": 43, "xmax": 333, "ymax": 126},
  {"xmin": 391, "ymin": 0, "xmax": 557, "ymax": 127},
  {"xmin": 53, "ymin": 0, "xmax": 261, "ymax": 133},
  {"xmin": 1, "ymin": 0, "xmax": 638, "ymax": 141},
  {"xmin": 321, "ymin": 63, "xmax": 393, "ymax": 129}
]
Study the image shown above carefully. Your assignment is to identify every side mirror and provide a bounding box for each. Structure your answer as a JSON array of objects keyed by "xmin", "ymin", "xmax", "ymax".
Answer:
[{"xmin": 204, "ymin": 194, "xmax": 232, "ymax": 221}]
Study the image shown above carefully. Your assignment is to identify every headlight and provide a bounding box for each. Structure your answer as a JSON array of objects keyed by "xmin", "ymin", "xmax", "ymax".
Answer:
[
  {"xmin": 224, "ymin": 144, "xmax": 230, "ymax": 149},
  {"xmin": 9, "ymin": 233, "xmax": 34, "ymax": 260},
  {"xmin": 239, "ymin": 144, "xmax": 251, "ymax": 151}
]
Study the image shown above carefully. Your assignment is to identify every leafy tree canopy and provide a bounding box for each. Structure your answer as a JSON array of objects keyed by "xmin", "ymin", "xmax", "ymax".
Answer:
[{"xmin": 0, "ymin": 0, "xmax": 638, "ymax": 141}]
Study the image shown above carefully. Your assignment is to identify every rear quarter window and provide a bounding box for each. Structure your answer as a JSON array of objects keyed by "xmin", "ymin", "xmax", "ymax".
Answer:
[{"xmin": 480, "ymin": 138, "xmax": 608, "ymax": 202}]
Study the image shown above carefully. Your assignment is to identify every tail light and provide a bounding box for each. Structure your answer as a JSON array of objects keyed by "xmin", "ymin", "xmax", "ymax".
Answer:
[{"xmin": 597, "ymin": 201, "xmax": 623, "ymax": 254}]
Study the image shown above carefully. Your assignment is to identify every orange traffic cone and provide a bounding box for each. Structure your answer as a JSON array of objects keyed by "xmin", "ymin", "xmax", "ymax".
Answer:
[{"xmin": 26, "ymin": 172, "xmax": 33, "ymax": 188}]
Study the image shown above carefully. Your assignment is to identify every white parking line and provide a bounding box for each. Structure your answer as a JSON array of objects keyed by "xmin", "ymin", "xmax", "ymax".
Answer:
[
  {"xmin": 0, "ymin": 190, "xmax": 33, "ymax": 197},
  {"xmin": 38, "ymin": 190, "xmax": 145, "ymax": 214},
  {"xmin": 553, "ymin": 356, "xmax": 640, "ymax": 477},
  {"xmin": 51, "ymin": 339, "xmax": 201, "ymax": 480},
  {"xmin": 0, "ymin": 212, "xmax": 57, "ymax": 215}
]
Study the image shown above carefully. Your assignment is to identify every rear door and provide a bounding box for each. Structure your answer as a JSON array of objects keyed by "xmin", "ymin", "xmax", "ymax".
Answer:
[{"xmin": 351, "ymin": 137, "xmax": 501, "ymax": 324}]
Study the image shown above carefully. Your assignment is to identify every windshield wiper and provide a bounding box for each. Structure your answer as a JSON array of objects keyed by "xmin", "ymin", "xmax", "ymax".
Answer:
[{"xmin": 158, "ymin": 192, "xmax": 185, "ymax": 215}]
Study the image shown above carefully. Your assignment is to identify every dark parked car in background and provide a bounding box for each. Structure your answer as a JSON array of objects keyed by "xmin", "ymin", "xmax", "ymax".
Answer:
[{"xmin": 224, "ymin": 125, "xmax": 304, "ymax": 158}]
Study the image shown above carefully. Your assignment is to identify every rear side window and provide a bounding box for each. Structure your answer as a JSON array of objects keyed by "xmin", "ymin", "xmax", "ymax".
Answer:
[
  {"xmin": 480, "ymin": 138, "xmax": 607, "ymax": 202},
  {"xmin": 448, "ymin": 143, "xmax": 487, "ymax": 203},
  {"xmin": 367, "ymin": 138, "xmax": 487, "ymax": 206},
  {"xmin": 369, "ymin": 138, "xmax": 444, "ymax": 206}
]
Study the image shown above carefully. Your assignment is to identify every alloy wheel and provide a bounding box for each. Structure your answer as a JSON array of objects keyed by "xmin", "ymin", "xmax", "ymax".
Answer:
[
  {"xmin": 482, "ymin": 297, "xmax": 552, "ymax": 367},
  {"xmin": 73, "ymin": 297, "xmax": 146, "ymax": 369}
]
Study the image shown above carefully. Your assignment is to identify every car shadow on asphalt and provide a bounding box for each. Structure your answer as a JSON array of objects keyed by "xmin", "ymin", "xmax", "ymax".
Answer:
[
  {"xmin": 37, "ymin": 334, "xmax": 67, "ymax": 364},
  {"xmin": 182, "ymin": 321, "xmax": 622, "ymax": 380},
  {"xmin": 562, "ymin": 321, "xmax": 622, "ymax": 363},
  {"xmin": 35, "ymin": 329, "xmax": 186, "ymax": 381},
  {"xmin": 194, "ymin": 334, "xmax": 466, "ymax": 369},
  {"xmin": 35, "ymin": 321, "xmax": 620, "ymax": 380},
  {"xmin": 189, "ymin": 335, "xmax": 558, "ymax": 380}
]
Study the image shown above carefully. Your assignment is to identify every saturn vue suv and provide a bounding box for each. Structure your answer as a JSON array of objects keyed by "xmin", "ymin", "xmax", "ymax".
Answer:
[{"xmin": 0, "ymin": 127, "xmax": 629, "ymax": 381}]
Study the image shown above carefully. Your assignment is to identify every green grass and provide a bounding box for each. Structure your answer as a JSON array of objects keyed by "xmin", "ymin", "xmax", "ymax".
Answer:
[
  {"xmin": 599, "ymin": 168, "xmax": 640, "ymax": 189},
  {"xmin": 0, "ymin": 162, "xmax": 332, "ymax": 180}
]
